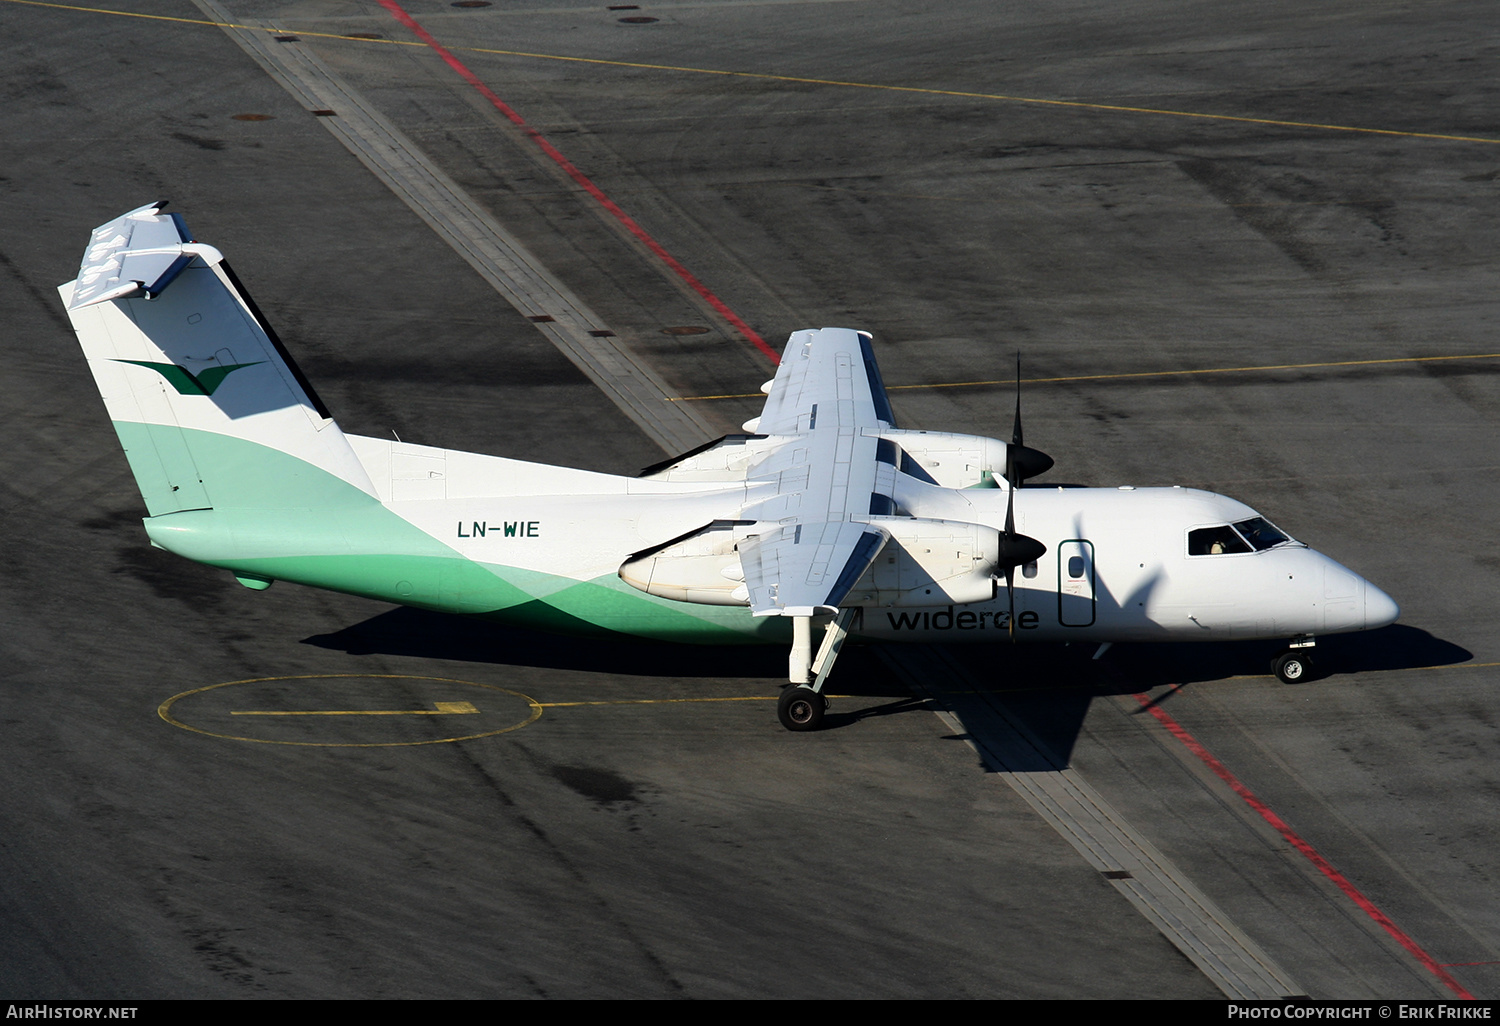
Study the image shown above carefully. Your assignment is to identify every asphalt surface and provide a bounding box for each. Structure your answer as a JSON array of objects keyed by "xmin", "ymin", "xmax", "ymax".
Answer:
[{"xmin": 2, "ymin": 0, "xmax": 1498, "ymax": 999}]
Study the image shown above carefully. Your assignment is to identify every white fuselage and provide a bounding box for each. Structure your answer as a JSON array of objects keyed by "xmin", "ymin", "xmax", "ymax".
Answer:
[
  {"xmin": 366, "ymin": 436, "xmax": 1397, "ymax": 645},
  {"xmin": 856, "ymin": 480, "xmax": 1395, "ymax": 643}
]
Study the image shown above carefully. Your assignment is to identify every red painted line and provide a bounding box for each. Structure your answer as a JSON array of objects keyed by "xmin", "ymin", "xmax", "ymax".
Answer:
[
  {"xmin": 1136, "ymin": 694, "xmax": 1475, "ymax": 1000},
  {"xmin": 376, "ymin": 0, "xmax": 780, "ymax": 365}
]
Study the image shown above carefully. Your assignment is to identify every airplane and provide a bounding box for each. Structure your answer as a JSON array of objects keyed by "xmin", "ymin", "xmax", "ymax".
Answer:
[{"xmin": 59, "ymin": 202, "xmax": 1400, "ymax": 731}]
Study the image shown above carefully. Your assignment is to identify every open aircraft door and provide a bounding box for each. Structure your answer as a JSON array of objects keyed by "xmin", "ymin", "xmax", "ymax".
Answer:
[{"xmin": 1058, "ymin": 539, "xmax": 1096, "ymax": 627}]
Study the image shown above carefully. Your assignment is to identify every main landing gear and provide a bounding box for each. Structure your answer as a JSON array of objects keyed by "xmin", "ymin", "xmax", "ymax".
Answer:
[
  {"xmin": 779, "ymin": 609, "xmax": 857, "ymax": 731},
  {"xmin": 1272, "ymin": 635, "xmax": 1316, "ymax": 684},
  {"xmin": 778, "ymin": 685, "xmax": 826, "ymax": 731}
]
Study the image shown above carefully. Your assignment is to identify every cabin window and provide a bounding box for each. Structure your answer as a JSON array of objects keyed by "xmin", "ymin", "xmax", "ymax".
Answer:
[
  {"xmin": 1188, "ymin": 525, "xmax": 1252, "ymax": 556},
  {"xmin": 1022, "ymin": 560, "xmax": 1038, "ymax": 580},
  {"xmin": 1067, "ymin": 555, "xmax": 1086, "ymax": 578}
]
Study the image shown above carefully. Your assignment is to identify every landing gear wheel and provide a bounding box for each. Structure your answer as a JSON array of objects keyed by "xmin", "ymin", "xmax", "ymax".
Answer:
[
  {"xmin": 1273, "ymin": 651, "xmax": 1314, "ymax": 684},
  {"xmin": 778, "ymin": 686, "xmax": 826, "ymax": 731}
]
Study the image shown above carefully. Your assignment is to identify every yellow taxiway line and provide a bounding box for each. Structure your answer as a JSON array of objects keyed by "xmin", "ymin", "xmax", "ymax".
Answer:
[
  {"xmin": 231, "ymin": 701, "xmax": 480, "ymax": 715},
  {"xmin": 8, "ymin": 0, "xmax": 1499, "ymax": 146}
]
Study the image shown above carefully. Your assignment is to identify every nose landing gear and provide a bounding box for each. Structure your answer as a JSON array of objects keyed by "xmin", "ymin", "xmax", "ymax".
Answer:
[{"xmin": 1272, "ymin": 635, "xmax": 1317, "ymax": 684}]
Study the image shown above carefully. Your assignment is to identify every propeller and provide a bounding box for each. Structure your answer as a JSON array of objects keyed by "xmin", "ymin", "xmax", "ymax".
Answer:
[
  {"xmin": 998, "ymin": 482, "xmax": 1047, "ymax": 640},
  {"xmin": 1007, "ymin": 352, "xmax": 1055, "ymax": 484},
  {"xmin": 998, "ymin": 353, "xmax": 1049, "ymax": 639}
]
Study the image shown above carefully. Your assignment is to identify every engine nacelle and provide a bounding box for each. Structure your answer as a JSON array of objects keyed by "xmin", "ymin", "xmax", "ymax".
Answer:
[
  {"xmin": 622, "ymin": 516, "xmax": 1008, "ymax": 611},
  {"xmin": 883, "ymin": 430, "xmax": 1008, "ymax": 489},
  {"xmin": 845, "ymin": 517, "xmax": 1000, "ymax": 607},
  {"xmin": 618, "ymin": 521, "xmax": 751, "ymax": 606},
  {"xmin": 635, "ymin": 434, "xmax": 778, "ymax": 483}
]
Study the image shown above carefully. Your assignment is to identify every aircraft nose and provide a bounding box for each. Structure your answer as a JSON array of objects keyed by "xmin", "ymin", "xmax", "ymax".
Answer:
[{"xmin": 1364, "ymin": 581, "xmax": 1400, "ymax": 629}]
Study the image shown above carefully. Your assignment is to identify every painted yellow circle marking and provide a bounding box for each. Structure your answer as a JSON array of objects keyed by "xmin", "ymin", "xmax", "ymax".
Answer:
[{"xmin": 158, "ymin": 674, "xmax": 542, "ymax": 747}]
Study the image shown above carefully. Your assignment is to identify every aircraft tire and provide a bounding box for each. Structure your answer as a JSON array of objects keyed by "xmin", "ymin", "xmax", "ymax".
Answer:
[
  {"xmin": 1273, "ymin": 651, "xmax": 1314, "ymax": 684},
  {"xmin": 778, "ymin": 686, "xmax": 826, "ymax": 731}
]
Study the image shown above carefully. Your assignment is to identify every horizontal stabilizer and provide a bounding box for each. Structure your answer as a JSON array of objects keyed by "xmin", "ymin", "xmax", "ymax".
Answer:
[{"xmin": 69, "ymin": 201, "xmax": 224, "ymax": 309}]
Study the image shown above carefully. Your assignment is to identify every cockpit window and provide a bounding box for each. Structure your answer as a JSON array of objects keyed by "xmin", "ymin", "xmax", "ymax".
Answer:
[
  {"xmin": 1189, "ymin": 518, "xmax": 1294, "ymax": 556},
  {"xmin": 1232, "ymin": 517, "xmax": 1291, "ymax": 551},
  {"xmin": 1188, "ymin": 526, "xmax": 1252, "ymax": 556}
]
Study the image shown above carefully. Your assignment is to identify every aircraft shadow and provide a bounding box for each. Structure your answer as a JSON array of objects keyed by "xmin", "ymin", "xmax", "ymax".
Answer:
[
  {"xmin": 933, "ymin": 623, "xmax": 1471, "ymax": 768},
  {"xmin": 306, "ymin": 612, "xmax": 1468, "ymax": 766},
  {"xmin": 303, "ymin": 606, "xmax": 791, "ymax": 681},
  {"xmin": 1101, "ymin": 623, "xmax": 1471, "ymax": 691}
]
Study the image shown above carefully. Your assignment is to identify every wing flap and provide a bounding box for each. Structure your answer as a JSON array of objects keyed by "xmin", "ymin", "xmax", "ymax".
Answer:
[{"xmin": 738, "ymin": 521, "xmax": 889, "ymax": 616}]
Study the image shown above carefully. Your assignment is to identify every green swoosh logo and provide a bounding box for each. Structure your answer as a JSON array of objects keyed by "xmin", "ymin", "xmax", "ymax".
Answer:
[{"xmin": 115, "ymin": 360, "xmax": 264, "ymax": 396}]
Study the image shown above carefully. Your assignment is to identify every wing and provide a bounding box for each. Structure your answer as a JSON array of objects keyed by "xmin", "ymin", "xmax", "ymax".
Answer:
[
  {"xmin": 736, "ymin": 327, "xmax": 900, "ymax": 616},
  {"xmin": 749, "ymin": 327, "xmax": 898, "ymax": 435}
]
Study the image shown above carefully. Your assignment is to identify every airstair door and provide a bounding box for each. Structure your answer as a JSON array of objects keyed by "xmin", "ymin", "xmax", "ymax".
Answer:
[{"xmin": 1058, "ymin": 539, "xmax": 1095, "ymax": 627}]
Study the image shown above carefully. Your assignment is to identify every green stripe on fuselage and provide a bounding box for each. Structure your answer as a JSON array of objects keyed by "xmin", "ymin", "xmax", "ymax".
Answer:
[
  {"xmin": 121, "ymin": 423, "xmax": 778, "ymax": 644},
  {"xmin": 220, "ymin": 549, "xmax": 780, "ymax": 643}
]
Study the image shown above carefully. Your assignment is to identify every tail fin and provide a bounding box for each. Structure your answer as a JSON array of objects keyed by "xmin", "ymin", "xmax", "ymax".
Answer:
[{"xmin": 60, "ymin": 202, "xmax": 376, "ymax": 516}]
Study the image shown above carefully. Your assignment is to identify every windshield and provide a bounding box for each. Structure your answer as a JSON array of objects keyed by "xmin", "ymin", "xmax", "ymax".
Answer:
[
  {"xmin": 1188, "ymin": 526, "xmax": 1250, "ymax": 555},
  {"xmin": 1188, "ymin": 517, "xmax": 1293, "ymax": 556},
  {"xmin": 1233, "ymin": 517, "xmax": 1291, "ymax": 551}
]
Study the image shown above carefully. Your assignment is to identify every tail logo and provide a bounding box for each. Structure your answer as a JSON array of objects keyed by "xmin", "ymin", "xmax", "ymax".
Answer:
[{"xmin": 115, "ymin": 360, "xmax": 264, "ymax": 396}]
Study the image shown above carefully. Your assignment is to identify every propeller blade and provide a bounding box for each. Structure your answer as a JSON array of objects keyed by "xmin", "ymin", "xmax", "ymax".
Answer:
[
  {"xmin": 999, "ymin": 361, "xmax": 1048, "ymax": 643},
  {"xmin": 1005, "ymin": 472, "xmax": 1016, "ymax": 534},
  {"xmin": 998, "ymin": 480, "xmax": 1047, "ymax": 567},
  {"xmin": 1006, "ymin": 353, "xmax": 1053, "ymax": 485},
  {"xmin": 1011, "ymin": 352, "xmax": 1024, "ymax": 449}
]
